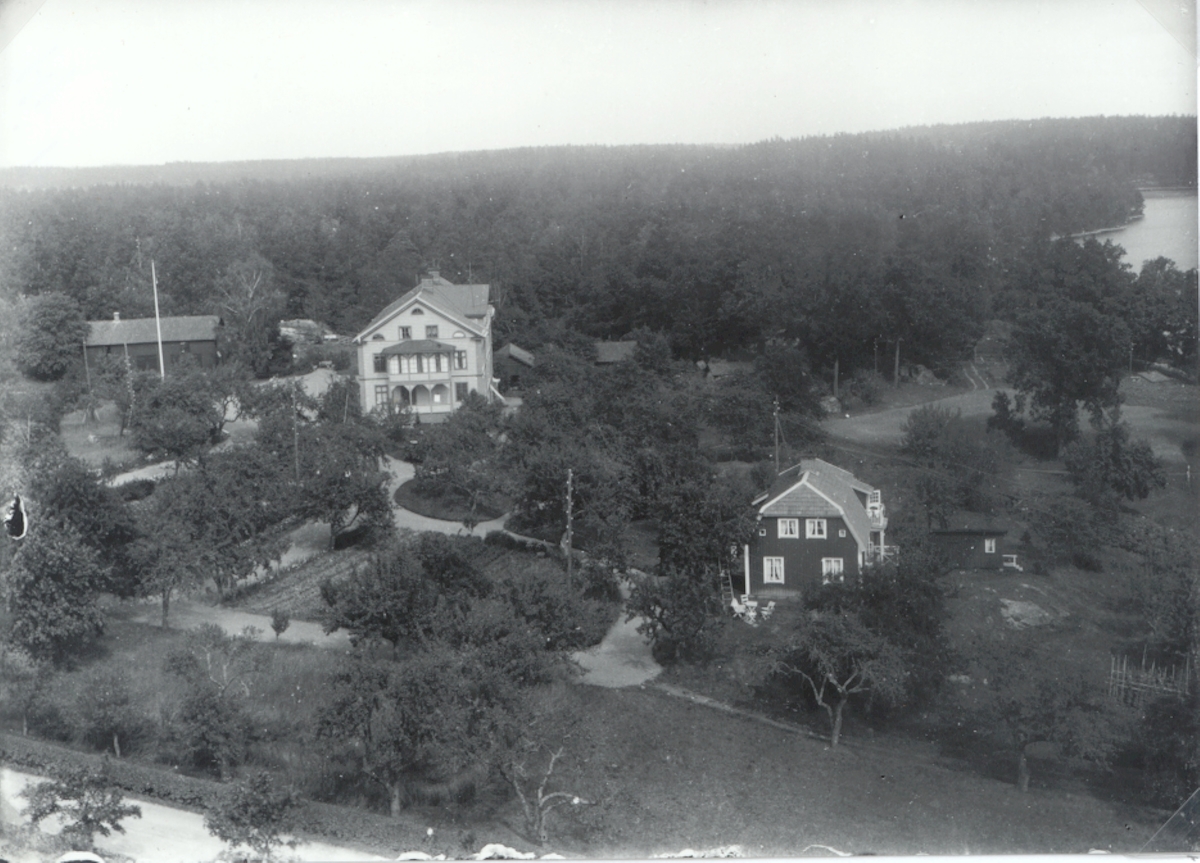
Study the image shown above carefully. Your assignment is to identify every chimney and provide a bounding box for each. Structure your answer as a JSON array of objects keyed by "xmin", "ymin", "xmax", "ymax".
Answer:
[
  {"xmin": 428, "ymin": 270, "xmax": 439, "ymax": 280},
  {"xmin": 113, "ymin": 312, "xmax": 120, "ymax": 321}
]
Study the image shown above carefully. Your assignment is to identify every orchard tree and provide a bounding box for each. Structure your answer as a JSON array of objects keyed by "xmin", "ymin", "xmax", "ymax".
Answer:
[
  {"xmin": 318, "ymin": 648, "xmax": 512, "ymax": 816},
  {"xmin": 22, "ymin": 764, "xmax": 141, "ymax": 852},
  {"xmin": 771, "ymin": 610, "xmax": 907, "ymax": 746},
  {"xmin": 297, "ymin": 420, "xmax": 392, "ymax": 549},
  {"xmin": 14, "ymin": 292, "xmax": 89, "ymax": 381},
  {"xmin": 626, "ymin": 566, "xmax": 726, "ymax": 664},
  {"xmin": 413, "ymin": 394, "xmax": 508, "ymax": 531},
  {"xmin": 74, "ymin": 667, "xmax": 142, "ymax": 758},
  {"xmin": 6, "ymin": 526, "xmax": 105, "ymax": 664},
  {"xmin": 164, "ymin": 625, "xmax": 264, "ymax": 779},
  {"xmin": 0, "ymin": 642, "xmax": 44, "ymax": 736},
  {"xmin": 1062, "ymin": 413, "xmax": 1166, "ymax": 506},
  {"xmin": 205, "ymin": 771, "xmax": 301, "ymax": 862},
  {"xmin": 979, "ymin": 644, "xmax": 1134, "ymax": 791}
]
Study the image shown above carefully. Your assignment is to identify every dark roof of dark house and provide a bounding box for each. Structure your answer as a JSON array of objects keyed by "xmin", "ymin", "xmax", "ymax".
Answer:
[
  {"xmin": 495, "ymin": 343, "xmax": 535, "ymax": 367},
  {"xmin": 380, "ymin": 339, "xmax": 456, "ymax": 356},
  {"xmin": 86, "ymin": 316, "xmax": 221, "ymax": 347},
  {"xmin": 595, "ymin": 341, "xmax": 638, "ymax": 364}
]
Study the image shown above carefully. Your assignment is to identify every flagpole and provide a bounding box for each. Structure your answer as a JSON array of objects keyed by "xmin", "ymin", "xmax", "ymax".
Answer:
[{"xmin": 151, "ymin": 259, "xmax": 165, "ymax": 379}]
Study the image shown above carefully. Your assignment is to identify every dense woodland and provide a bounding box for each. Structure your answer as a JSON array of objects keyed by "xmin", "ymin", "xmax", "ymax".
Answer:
[{"xmin": 1, "ymin": 115, "xmax": 1195, "ymax": 377}]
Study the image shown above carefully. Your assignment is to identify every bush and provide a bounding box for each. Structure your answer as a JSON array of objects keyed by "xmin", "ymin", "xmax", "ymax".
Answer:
[
  {"xmin": 498, "ymin": 562, "xmax": 616, "ymax": 651},
  {"xmin": 840, "ymin": 369, "xmax": 884, "ymax": 409},
  {"xmin": 625, "ymin": 571, "xmax": 725, "ymax": 664}
]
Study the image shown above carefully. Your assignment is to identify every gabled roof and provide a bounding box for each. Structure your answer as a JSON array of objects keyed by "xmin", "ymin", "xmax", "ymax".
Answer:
[
  {"xmin": 495, "ymin": 343, "xmax": 535, "ymax": 367},
  {"xmin": 87, "ymin": 316, "xmax": 221, "ymax": 347},
  {"xmin": 356, "ymin": 273, "xmax": 490, "ymax": 341},
  {"xmin": 755, "ymin": 459, "xmax": 880, "ymax": 551},
  {"xmin": 595, "ymin": 341, "xmax": 638, "ymax": 364}
]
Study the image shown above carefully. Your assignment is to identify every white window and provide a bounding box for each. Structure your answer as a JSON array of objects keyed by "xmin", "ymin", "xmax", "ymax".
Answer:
[
  {"xmin": 455, "ymin": 350, "xmax": 467, "ymax": 370},
  {"xmin": 984, "ymin": 538, "xmax": 997, "ymax": 554},
  {"xmin": 839, "ymin": 529, "xmax": 847, "ymax": 538},
  {"xmin": 763, "ymin": 557, "xmax": 785, "ymax": 584},
  {"xmin": 399, "ymin": 326, "xmax": 412, "ymax": 340},
  {"xmin": 374, "ymin": 385, "xmax": 389, "ymax": 405},
  {"xmin": 821, "ymin": 558, "xmax": 844, "ymax": 584},
  {"xmin": 426, "ymin": 325, "xmax": 439, "ymax": 338},
  {"xmin": 778, "ymin": 518, "xmax": 799, "ymax": 539},
  {"xmin": 806, "ymin": 518, "xmax": 827, "ymax": 539}
]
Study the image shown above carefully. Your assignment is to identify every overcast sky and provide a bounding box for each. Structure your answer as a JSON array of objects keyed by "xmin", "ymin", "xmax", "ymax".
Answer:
[{"xmin": 0, "ymin": 0, "xmax": 1194, "ymax": 168}]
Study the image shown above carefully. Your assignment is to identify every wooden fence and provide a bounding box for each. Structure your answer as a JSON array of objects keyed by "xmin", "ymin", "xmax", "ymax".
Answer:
[{"xmin": 1108, "ymin": 654, "xmax": 1191, "ymax": 706}]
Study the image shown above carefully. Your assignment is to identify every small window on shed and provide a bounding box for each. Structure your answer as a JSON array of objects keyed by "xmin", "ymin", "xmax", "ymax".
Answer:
[
  {"xmin": 985, "ymin": 538, "xmax": 997, "ymax": 554},
  {"xmin": 839, "ymin": 529, "xmax": 847, "ymax": 538}
]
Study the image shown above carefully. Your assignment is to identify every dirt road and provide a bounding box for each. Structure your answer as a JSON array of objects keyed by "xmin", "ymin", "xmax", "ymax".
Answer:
[{"xmin": 1, "ymin": 768, "xmax": 387, "ymax": 863}]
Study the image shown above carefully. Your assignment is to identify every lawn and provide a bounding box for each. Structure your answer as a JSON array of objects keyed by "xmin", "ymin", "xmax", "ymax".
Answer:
[
  {"xmin": 393, "ymin": 478, "xmax": 507, "ymax": 522},
  {"xmin": 59, "ymin": 400, "xmax": 141, "ymax": 470}
]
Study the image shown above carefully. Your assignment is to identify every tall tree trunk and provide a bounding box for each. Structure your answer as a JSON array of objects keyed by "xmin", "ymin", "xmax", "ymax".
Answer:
[
  {"xmin": 831, "ymin": 697, "xmax": 847, "ymax": 747},
  {"xmin": 1017, "ymin": 751, "xmax": 1030, "ymax": 792},
  {"xmin": 113, "ymin": 731, "xmax": 121, "ymax": 758},
  {"xmin": 161, "ymin": 589, "xmax": 171, "ymax": 628},
  {"xmin": 389, "ymin": 782, "xmax": 403, "ymax": 818}
]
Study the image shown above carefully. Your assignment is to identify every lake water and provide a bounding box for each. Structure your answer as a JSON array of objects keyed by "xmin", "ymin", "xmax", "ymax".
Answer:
[{"xmin": 1091, "ymin": 189, "xmax": 1198, "ymax": 272}]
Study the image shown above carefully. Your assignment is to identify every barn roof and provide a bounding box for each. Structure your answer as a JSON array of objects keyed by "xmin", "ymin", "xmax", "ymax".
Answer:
[{"xmin": 86, "ymin": 316, "xmax": 221, "ymax": 347}]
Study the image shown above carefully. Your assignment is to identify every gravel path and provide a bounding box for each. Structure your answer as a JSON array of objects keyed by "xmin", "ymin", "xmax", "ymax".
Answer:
[
  {"xmin": 571, "ymin": 583, "xmax": 662, "ymax": 688},
  {"xmin": 0, "ymin": 768, "xmax": 387, "ymax": 863}
]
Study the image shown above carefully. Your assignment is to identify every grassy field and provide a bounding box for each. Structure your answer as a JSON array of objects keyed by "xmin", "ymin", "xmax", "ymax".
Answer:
[{"xmin": 393, "ymin": 478, "xmax": 507, "ymax": 522}]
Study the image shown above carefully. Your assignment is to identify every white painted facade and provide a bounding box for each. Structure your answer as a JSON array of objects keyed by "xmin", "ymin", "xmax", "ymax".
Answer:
[{"xmin": 354, "ymin": 272, "xmax": 496, "ymax": 418}]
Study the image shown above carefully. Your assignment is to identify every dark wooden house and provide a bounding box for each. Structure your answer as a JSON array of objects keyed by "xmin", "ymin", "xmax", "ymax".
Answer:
[
  {"xmin": 85, "ymin": 314, "xmax": 222, "ymax": 372},
  {"xmin": 930, "ymin": 514, "xmax": 1020, "ymax": 571},
  {"xmin": 742, "ymin": 459, "xmax": 894, "ymax": 600}
]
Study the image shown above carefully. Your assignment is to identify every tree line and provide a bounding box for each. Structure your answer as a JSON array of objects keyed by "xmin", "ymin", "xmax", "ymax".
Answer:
[{"xmin": 1, "ymin": 115, "xmax": 1193, "ymax": 380}]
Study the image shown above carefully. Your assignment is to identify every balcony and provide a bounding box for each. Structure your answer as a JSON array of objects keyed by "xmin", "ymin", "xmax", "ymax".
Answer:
[{"xmin": 867, "ymin": 544, "xmax": 899, "ymax": 563}]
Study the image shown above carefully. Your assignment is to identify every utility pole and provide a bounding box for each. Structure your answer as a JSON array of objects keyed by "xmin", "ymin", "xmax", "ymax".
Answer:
[
  {"xmin": 564, "ymin": 468, "xmax": 574, "ymax": 588},
  {"xmin": 292, "ymin": 387, "xmax": 301, "ymax": 483},
  {"xmin": 151, "ymin": 260, "xmax": 165, "ymax": 380},
  {"xmin": 833, "ymin": 357, "xmax": 840, "ymax": 400},
  {"xmin": 773, "ymin": 396, "xmax": 781, "ymax": 476},
  {"xmin": 893, "ymin": 338, "xmax": 902, "ymax": 388},
  {"xmin": 82, "ymin": 340, "xmax": 94, "ymax": 423}
]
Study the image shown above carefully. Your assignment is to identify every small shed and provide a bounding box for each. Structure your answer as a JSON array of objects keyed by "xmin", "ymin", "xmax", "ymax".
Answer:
[
  {"xmin": 930, "ymin": 514, "xmax": 1015, "ymax": 571},
  {"xmin": 594, "ymin": 340, "xmax": 638, "ymax": 365},
  {"xmin": 494, "ymin": 343, "xmax": 535, "ymax": 390}
]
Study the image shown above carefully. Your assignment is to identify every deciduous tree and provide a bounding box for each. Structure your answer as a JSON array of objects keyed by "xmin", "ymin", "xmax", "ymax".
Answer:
[
  {"xmin": 205, "ymin": 770, "xmax": 301, "ymax": 862},
  {"xmin": 14, "ymin": 292, "xmax": 89, "ymax": 381},
  {"xmin": 771, "ymin": 610, "xmax": 907, "ymax": 746},
  {"xmin": 22, "ymin": 764, "xmax": 141, "ymax": 851}
]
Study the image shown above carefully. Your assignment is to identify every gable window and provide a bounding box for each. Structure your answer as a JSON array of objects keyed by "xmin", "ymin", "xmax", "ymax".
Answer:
[
  {"xmin": 399, "ymin": 326, "xmax": 411, "ymax": 340},
  {"xmin": 455, "ymin": 382, "xmax": 469, "ymax": 402},
  {"xmin": 453, "ymin": 330, "xmax": 466, "ymax": 338},
  {"xmin": 374, "ymin": 385, "xmax": 389, "ymax": 405},
  {"xmin": 839, "ymin": 529, "xmax": 847, "ymax": 538},
  {"xmin": 426, "ymin": 325, "xmax": 439, "ymax": 338},
  {"xmin": 984, "ymin": 538, "xmax": 997, "ymax": 554},
  {"xmin": 763, "ymin": 557, "xmax": 785, "ymax": 584},
  {"xmin": 821, "ymin": 558, "xmax": 844, "ymax": 584},
  {"xmin": 806, "ymin": 518, "xmax": 827, "ymax": 539},
  {"xmin": 455, "ymin": 350, "xmax": 467, "ymax": 370},
  {"xmin": 373, "ymin": 354, "xmax": 386, "ymax": 373},
  {"xmin": 778, "ymin": 518, "xmax": 799, "ymax": 539},
  {"xmin": 411, "ymin": 308, "xmax": 424, "ymax": 315},
  {"xmin": 371, "ymin": 333, "xmax": 385, "ymax": 340}
]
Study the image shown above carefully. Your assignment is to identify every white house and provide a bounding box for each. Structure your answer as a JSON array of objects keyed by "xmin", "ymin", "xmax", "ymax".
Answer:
[{"xmin": 354, "ymin": 272, "xmax": 498, "ymax": 418}]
